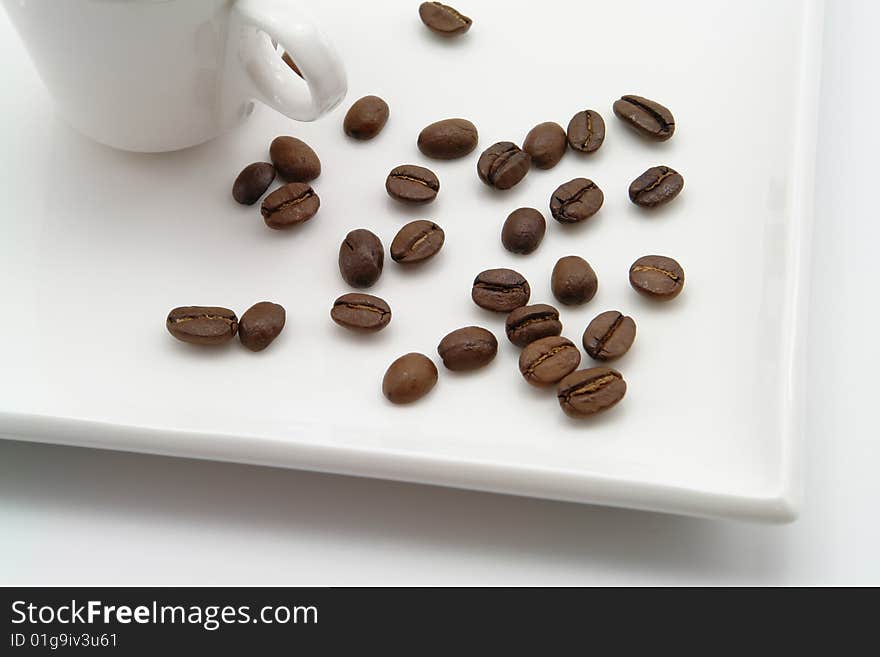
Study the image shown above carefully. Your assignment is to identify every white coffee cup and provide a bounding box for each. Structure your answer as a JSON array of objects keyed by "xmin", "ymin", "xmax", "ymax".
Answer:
[{"xmin": 2, "ymin": 0, "xmax": 347, "ymax": 152}]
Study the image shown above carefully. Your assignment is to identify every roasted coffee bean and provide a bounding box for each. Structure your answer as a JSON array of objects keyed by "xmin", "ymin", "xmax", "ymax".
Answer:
[
  {"xmin": 339, "ymin": 229, "xmax": 384, "ymax": 288},
  {"xmin": 557, "ymin": 368, "xmax": 626, "ymax": 418},
  {"xmin": 166, "ymin": 306, "xmax": 238, "ymax": 345},
  {"xmin": 281, "ymin": 51, "xmax": 302, "ymax": 77},
  {"xmin": 501, "ymin": 207, "xmax": 545, "ymax": 255},
  {"xmin": 385, "ymin": 165, "xmax": 440, "ymax": 204},
  {"xmin": 471, "ymin": 268, "xmax": 530, "ymax": 312},
  {"xmin": 343, "ymin": 95, "xmax": 389, "ymax": 140},
  {"xmin": 232, "ymin": 162, "xmax": 275, "ymax": 205},
  {"xmin": 238, "ymin": 301, "xmax": 286, "ymax": 352},
  {"xmin": 477, "ymin": 142, "xmax": 531, "ymax": 190},
  {"xmin": 613, "ymin": 95, "xmax": 675, "ymax": 141},
  {"xmin": 437, "ymin": 326, "xmax": 498, "ymax": 371},
  {"xmin": 261, "ymin": 182, "xmax": 319, "ymax": 229},
  {"xmin": 522, "ymin": 122, "xmax": 566, "ymax": 169},
  {"xmin": 518, "ymin": 336, "xmax": 581, "ymax": 386},
  {"xmin": 418, "ymin": 2, "xmax": 472, "ymax": 37},
  {"xmin": 390, "ymin": 220, "xmax": 444, "ymax": 264},
  {"xmin": 269, "ymin": 136, "xmax": 321, "ymax": 182},
  {"xmin": 418, "ymin": 118, "xmax": 478, "ymax": 159},
  {"xmin": 331, "ymin": 293, "xmax": 391, "ymax": 332},
  {"xmin": 628, "ymin": 166, "xmax": 684, "ymax": 208},
  {"xmin": 629, "ymin": 255, "xmax": 685, "ymax": 300},
  {"xmin": 582, "ymin": 311, "xmax": 636, "ymax": 361},
  {"xmin": 383, "ymin": 353, "xmax": 438, "ymax": 404},
  {"xmin": 551, "ymin": 256, "xmax": 598, "ymax": 306},
  {"xmin": 566, "ymin": 109, "xmax": 605, "ymax": 153},
  {"xmin": 550, "ymin": 178, "xmax": 604, "ymax": 223},
  {"xmin": 505, "ymin": 304, "xmax": 562, "ymax": 348}
]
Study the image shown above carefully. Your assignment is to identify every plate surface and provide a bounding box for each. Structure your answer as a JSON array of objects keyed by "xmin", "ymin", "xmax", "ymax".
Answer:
[{"xmin": 0, "ymin": 0, "xmax": 822, "ymax": 521}]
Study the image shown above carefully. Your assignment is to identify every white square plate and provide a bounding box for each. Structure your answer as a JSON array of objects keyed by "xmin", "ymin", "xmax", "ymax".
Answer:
[{"xmin": 0, "ymin": 0, "xmax": 822, "ymax": 522}]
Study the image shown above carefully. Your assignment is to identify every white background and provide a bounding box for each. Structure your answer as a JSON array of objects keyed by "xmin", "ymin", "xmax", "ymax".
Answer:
[{"xmin": 1, "ymin": 0, "xmax": 878, "ymax": 585}]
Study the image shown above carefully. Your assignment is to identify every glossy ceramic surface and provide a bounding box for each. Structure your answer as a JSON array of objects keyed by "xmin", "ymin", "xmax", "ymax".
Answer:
[{"xmin": 0, "ymin": 0, "xmax": 823, "ymax": 521}]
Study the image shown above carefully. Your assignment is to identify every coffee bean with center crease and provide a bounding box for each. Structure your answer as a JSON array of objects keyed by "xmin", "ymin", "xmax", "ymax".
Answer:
[
  {"xmin": 269, "ymin": 136, "xmax": 321, "ymax": 182},
  {"xmin": 418, "ymin": 2, "xmax": 472, "ymax": 37},
  {"xmin": 566, "ymin": 109, "xmax": 605, "ymax": 153},
  {"xmin": 391, "ymin": 220, "xmax": 444, "ymax": 264},
  {"xmin": 477, "ymin": 142, "xmax": 531, "ymax": 190},
  {"xmin": 550, "ymin": 178, "xmax": 604, "ymax": 223},
  {"xmin": 166, "ymin": 306, "xmax": 238, "ymax": 345},
  {"xmin": 385, "ymin": 165, "xmax": 440, "ymax": 204},
  {"xmin": 232, "ymin": 162, "xmax": 275, "ymax": 205},
  {"xmin": 557, "ymin": 368, "xmax": 626, "ymax": 418},
  {"xmin": 261, "ymin": 182, "xmax": 319, "ymax": 229},
  {"xmin": 518, "ymin": 336, "xmax": 581, "ymax": 386},
  {"xmin": 582, "ymin": 311, "xmax": 636, "ymax": 361},
  {"xmin": 418, "ymin": 118, "xmax": 478, "ymax": 159},
  {"xmin": 471, "ymin": 268, "xmax": 530, "ymax": 312},
  {"xmin": 522, "ymin": 122, "xmax": 567, "ymax": 169},
  {"xmin": 238, "ymin": 301, "xmax": 285, "ymax": 352},
  {"xmin": 331, "ymin": 293, "xmax": 391, "ymax": 332},
  {"xmin": 437, "ymin": 326, "xmax": 498, "ymax": 371},
  {"xmin": 629, "ymin": 255, "xmax": 685, "ymax": 300},
  {"xmin": 613, "ymin": 95, "xmax": 675, "ymax": 141},
  {"xmin": 383, "ymin": 353, "xmax": 438, "ymax": 404},
  {"xmin": 339, "ymin": 229, "xmax": 384, "ymax": 288},
  {"xmin": 501, "ymin": 207, "xmax": 546, "ymax": 255},
  {"xmin": 505, "ymin": 304, "xmax": 562, "ymax": 348},
  {"xmin": 343, "ymin": 95, "xmax": 389, "ymax": 140},
  {"xmin": 629, "ymin": 166, "xmax": 684, "ymax": 208},
  {"xmin": 551, "ymin": 256, "xmax": 598, "ymax": 306}
]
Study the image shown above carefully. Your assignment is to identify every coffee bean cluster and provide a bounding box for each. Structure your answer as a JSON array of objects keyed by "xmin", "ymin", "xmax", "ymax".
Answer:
[
  {"xmin": 167, "ymin": 302, "xmax": 285, "ymax": 352},
  {"xmin": 171, "ymin": 4, "xmax": 688, "ymax": 422}
]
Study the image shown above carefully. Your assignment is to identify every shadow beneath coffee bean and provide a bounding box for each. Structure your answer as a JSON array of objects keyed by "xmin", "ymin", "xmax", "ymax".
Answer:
[
  {"xmin": 164, "ymin": 336, "xmax": 239, "ymax": 359},
  {"xmin": 330, "ymin": 323, "xmax": 396, "ymax": 347},
  {"xmin": 387, "ymin": 250, "xmax": 447, "ymax": 280},
  {"xmin": 553, "ymin": 212, "xmax": 606, "ymax": 240},
  {"xmin": 628, "ymin": 191, "xmax": 689, "ymax": 222},
  {"xmin": 383, "ymin": 195, "xmax": 439, "ymax": 221}
]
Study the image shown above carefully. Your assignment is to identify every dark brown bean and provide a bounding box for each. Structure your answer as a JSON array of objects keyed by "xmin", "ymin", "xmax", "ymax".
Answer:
[
  {"xmin": 629, "ymin": 255, "xmax": 685, "ymax": 301},
  {"xmin": 557, "ymin": 368, "xmax": 626, "ymax": 418},
  {"xmin": 331, "ymin": 293, "xmax": 391, "ymax": 332},
  {"xmin": 343, "ymin": 95, "xmax": 389, "ymax": 140},
  {"xmin": 238, "ymin": 301, "xmax": 285, "ymax": 352},
  {"xmin": 385, "ymin": 165, "xmax": 440, "ymax": 204},
  {"xmin": 582, "ymin": 311, "xmax": 636, "ymax": 361},
  {"xmin": 505, "ymin": 304, "xmax": 562, "ymax": 348},
  {"xmin": 281, "ymin": 51, "xmax": 302, "ymax": 77},
  {"xmin": 522, "ymin": 122, "xmax": 566, "ymax": 169},
  {"xmin": 269, "ymin": 136, "xmax": 321, "ymax": 182},
  {"xmin": 518, "ymin": 336, "xmax": 581, "ymax": 386},
  {"xmin": 471, "ymin": 268, "xmax": 530, "ymax": 312},
  {"xmin": 551, "ymin": 256, "xmax": 598, "ymax": 306},
  {"xmin": 232, "ymin": 162, "xmax": 275, "ymax": 205},
  {"xmin": 417, "ymin": 118, "xmax": 478, "ymax": 159},
  {"xmin": 166, "ymin": 306, "xmax": 238, "ymax": 345},
  {"xmin": 550, "ymin": 178, "xmax": 604, "ymax": 223},
  {"xmin": 477, "ymin": 141, "xmax": 531, "ymax": 190},
  {"xmin": 566, "ymin": 110, "xmax": 605, "ymax": 153},
  {"xmin": 260, "ymin": 183, "xmax": 320, "ymax": 229},
  {"xmin": 437, "ymin": 326, "xmax": 498, "ymax": 371},
  {"xmin": 418, "ymin": 2, "xmax": 472, "ymax": 37},
  {"xmin": 613, "ymin": 95, "xmax": 675, "ymax": 141},
  {"xmin": 339, "ymin": 229, "xmax": 384, "ymax": 288},
  {"xmin": 629, "ymin": 166, "xmax": 684, "ymax": 208},
  {"xmin": 390, "ymin": 220, "xmax": 444, "ymax": 264},
  {"xmin": 383, "ymin": 353, "xmax": 438, "ymax": 404},
  {"xmin": 501, "ymin": 207, "xmax": 545, "ymax": 255}
]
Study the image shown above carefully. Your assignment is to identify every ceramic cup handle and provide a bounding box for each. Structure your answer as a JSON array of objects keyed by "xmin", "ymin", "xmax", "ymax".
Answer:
[{"xmin": 230, "ymin": 0, "xmax": 347, "ymax": 121}]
